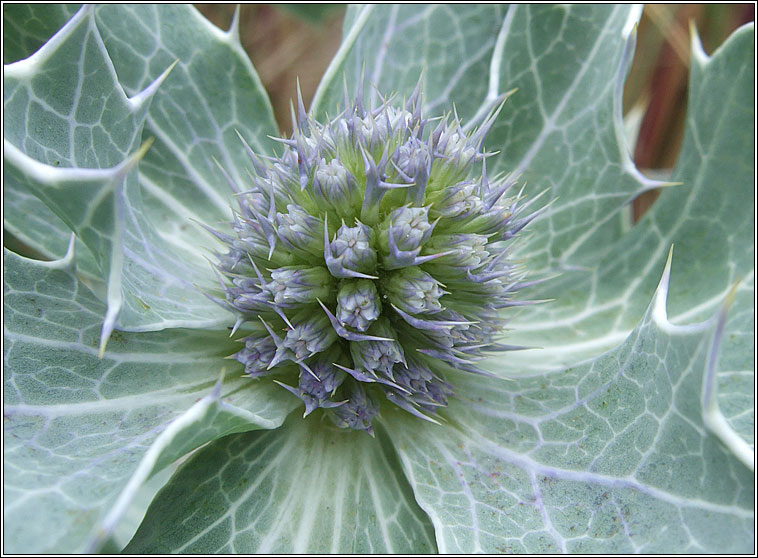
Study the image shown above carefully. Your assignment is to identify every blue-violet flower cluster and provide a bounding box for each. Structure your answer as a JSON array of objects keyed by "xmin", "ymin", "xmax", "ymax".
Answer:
[{"xmin": 208, "ymin": 83, "xmax": 537, "ymax": 434}]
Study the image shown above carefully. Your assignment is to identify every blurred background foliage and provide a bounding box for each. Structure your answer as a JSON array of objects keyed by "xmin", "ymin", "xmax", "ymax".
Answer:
[{"xmin": 195, "ymin": 3, "xmax": 754, "ymax": 221}]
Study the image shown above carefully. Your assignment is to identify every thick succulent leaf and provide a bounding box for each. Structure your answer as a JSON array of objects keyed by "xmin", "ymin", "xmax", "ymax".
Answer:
[
  {"xmin": 3, "ymin": 7, "xmax": 145, "ymax": 167},
  {"xmin": 3, "ymin": 4, "xmax": 100, "ymax": 277},
  {"xmin": 498, "ymin": 24, "xmax": 755, "ymax": 377},
  {"xmin": 106, "ymin": 460, "xmax": 179, "ymax": 552},
  {"xmin": 2, "ymin": 3, "xmax": 80, "ymax": 64},
  {"xmin": 3, "ymin": 4, "xmax": 753, "ymax": 556},
  {"xmin": 313, "ymin": 4, "xmax": 508, "ymax": 122},
  {"xmin": 3, "ymin": 6, "xmax": 233, "ymax": 344},
  {"xmin": 94, "ymin": 4, "xmax": 279, "ymax": 231},
  {"xmin": 125, "ymin": 417, "xmax": 437, "ymax": 554},
  {"xmin": 4, "ymin": 143, "xmax": 229, "ymax": 350},
  {"xmin": 478, "ymin": 4, "xmax": 663, "ymax": 270},
  {"xmin": 384, "ymin": 260, "xmax": 754, "ymax": 553},
  {"xmin": 3, "ymin": 249, "xmax": 297, "ymax": 553},
  {"xmin": 87, "ymin": 378, "xmax": 299, "ymax": 553},
  {"xmin": 712, "ymin": 280, "xmax": 754, "ymax": 445},
  {"xmin": 313, "ymin": 5, "xmax": 660, "ymax": 273},
  {"xmin": 3, "ymin": 185, "xmax": 102, "ymax": 281}
]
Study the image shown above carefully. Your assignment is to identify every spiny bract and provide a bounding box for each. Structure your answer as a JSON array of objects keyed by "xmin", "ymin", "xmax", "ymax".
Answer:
[{"xmin": 208, "ymin": 81, "xmax": 539, "ymax": 434}]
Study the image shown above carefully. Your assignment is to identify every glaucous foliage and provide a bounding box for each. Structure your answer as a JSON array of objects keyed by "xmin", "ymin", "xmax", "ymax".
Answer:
[{"xmin": 3, "ymin": 4, "xmax": 753, "ymax": 554}]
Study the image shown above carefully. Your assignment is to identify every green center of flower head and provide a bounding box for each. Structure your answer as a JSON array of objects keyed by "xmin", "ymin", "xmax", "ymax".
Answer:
[{"xmin": 209, "ymin": 81, "xmax": 538, "ymax": 435}]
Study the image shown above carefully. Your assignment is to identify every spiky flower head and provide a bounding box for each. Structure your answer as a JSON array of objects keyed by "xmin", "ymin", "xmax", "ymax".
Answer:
[{"xmin": 211, "ymin": 81, "xmax": 539, "ymax": 434}]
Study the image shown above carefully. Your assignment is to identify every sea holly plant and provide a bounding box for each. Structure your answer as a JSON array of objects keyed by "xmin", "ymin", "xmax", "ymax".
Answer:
[{"xmin": 2, "ymin": 4, "xmax": 754, "ymax": 554}]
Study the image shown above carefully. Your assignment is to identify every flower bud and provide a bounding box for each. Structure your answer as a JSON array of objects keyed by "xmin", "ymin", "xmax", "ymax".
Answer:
[
  {"xmin": 356, "ymin": 112, "xmax": 389, "ymax": 150},
  {"xmin": 300, "ymin": 360, "xmax": 346, "ymax": 403},
  {"xmin": 432, "ymin": 121, "xmax": 478, "ymax": 171},
  {"xmin": 229, "ymin": 289, "xmax": 272, "ymax": 314},
  {"xmin": 427, "ymin": 180, "xmax": 482, "ymax": 219},
  {"xmin": 380, "ymin": 206, "xmax": 433, "ymax": 252},
  {"xmin": 423, "ymin": 233, "xmax": 490, "ymax": 272},
  {"xmin": 265, "ymin": 265, "xmax": 333, "ymax": 306},
  {"xmin": 350, "ymin": 320, "xmax": 405, "ymax": 375},
  {"xmin": 353, "ymin": 106, "xmax": 413, "ymax": 150},
  {"xmin": 223, "ymin": 216, "xmax": 293, "ymax": 266},
  {"xmin": 378, "ymin": 206, "xmax": 442, "ymax": 269},
  {"xmin": 278, "ymin": 355, "xmax": 347, "ymax": 416},
  {"xmin": 394, "ymin": 137, "xmax": 431, "ymax": 181},
  {"xmin": 336, "ymin": 279, "xmax": 381, "ymax": 332},
  {"xmin": 234, "ymin": 334, "xmax": 277, "ymax": 377},
  {"xmin": 276, "ymin": 312, "xmax": 337, "ymax": 363},
  {"xmin": 325, "ymin": 221, "xmax": 378, "ymax": 279},
  {"xmin": 275, "ymin": 204, "xmax": 324, "ymax": 258},
  {"xmin": 329, "ymin": 383, "xmax": 379, "ymax": 434},
  {"xmin": 456, "ymin": 202, "xmax": 516, "ymax": 237},
  {"xmin": 312, "ymin": 158, "xmax": 360, "ymax": 215},
  {"xmin": 392, "ymin": 357, "xmax": 452, "ymax": 410},
  {"xmin": 382, "ymin": 267, "xmax": 446, "ymax": 315}
]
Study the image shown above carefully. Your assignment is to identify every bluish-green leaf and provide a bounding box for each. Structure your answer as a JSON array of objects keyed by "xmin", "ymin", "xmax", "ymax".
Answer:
[
  {"xmin": 95, "ymin": 4, "xmax": 280, "ymax": 229},
  {"xmin": 3, "ymin": 3, "xmax": 80, "ymax": 64},
  {"xmin": 4, "ymin": 5, "xmax": 283, "ymax": 341},
  {"xmin": 313, "ymin": 5, "xmax": 659, "ymax": 274},
  {"xmin": 3, "ymin": 4, "xmax": 753, "ymax": 555},
  {"xmin": 712, "ymin": 280, "xmax": 754, "ymax": 445},
  {"xmin": 3, "ymin": 4, "xmax": 105, "ymax": 278},
  {"xmin": 385, "ymin": 261, "xmax": 753, "ymax": 553},
  {"xmin": 498, "ymin": 24, "xmax": 755, "ymax": 377},
  {"xmin": 312, "ymin": 4, "xmax": 508, "ymax": 122},
  {"xmin": 3, "ymin": 249, "xmax": 296, "ymax": 553},
  {"xmin": 3, "ymin": 185, "xmax": 102, "ymax": 280},
  {"xmin": 315, "ymin": 9, "xmax": 754, "ymax": 550},
  {"xmin": 3, "ymin": 7, "xmax": 233, "ymax": 348},
  {"xmin": 125, "ymin": 417, "xmax": 437, "ymax": 553},
  {"xmin": 481, "ymin": 5, "xmax": 660, "ymax": 270}
]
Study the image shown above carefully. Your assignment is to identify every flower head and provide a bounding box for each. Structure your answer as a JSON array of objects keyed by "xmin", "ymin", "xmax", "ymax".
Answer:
[{"xmin": 211, "ymin": 84, "xmax": 534, "ymax": 433}]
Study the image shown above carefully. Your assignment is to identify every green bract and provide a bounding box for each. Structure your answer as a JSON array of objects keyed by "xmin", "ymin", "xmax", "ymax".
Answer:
[{"xmin": 3, "ymin": 4, "xmax": 754, "ymax": 554}]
